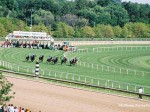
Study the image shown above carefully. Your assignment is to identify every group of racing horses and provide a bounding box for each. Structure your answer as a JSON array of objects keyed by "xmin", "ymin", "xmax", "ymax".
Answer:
[{"xmin": 25, "ymin": 54, "xmax": 78, "ymax": 66}]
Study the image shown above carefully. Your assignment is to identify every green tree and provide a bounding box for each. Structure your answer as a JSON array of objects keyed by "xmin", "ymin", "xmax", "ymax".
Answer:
[
  {"xmin": 0, "ymin": 73, "xmax": 14, "ymax": 106},
  {"xmin": 54, "ymin": 22, "xmax": 74, "ymax": 38},
  {"xmin": 32, "ymin": 24, "xmax": 49, "ymax": 33},
  {"xmin": 94, "ymin": 25, "xmax": 103, "ymax": 38},
  {"xmin": 121, "ymin": 26, "xmax": 130, "ymax": 38},
  {"xmin": 113, "ymin": 26, "xmax": 122, "ymax": 38},
  {"xmin": 33, "ymin": 9, "xmax": 54, "ymax": 27},
  {"xmin": 99, "ymin": 24, "xmax": 114, "ymax": 38},
  {"xmin": 0, "ymin": 23, "xmax": 7, "ymax": 37},
  {"xmin": 81, "ymin": 26, "xmax": 95, "ymax": 38}
]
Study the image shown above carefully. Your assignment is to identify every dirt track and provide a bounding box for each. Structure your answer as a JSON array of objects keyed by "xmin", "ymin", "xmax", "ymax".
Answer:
[{"xmin": 7, "ymin": 77, "xmax": 150, "ymax": 112}]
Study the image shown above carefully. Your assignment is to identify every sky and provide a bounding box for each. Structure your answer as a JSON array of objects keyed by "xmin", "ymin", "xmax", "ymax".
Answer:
[{"xmin": 122, "ymin": 0, "xmax": 150, "ymax": 4}]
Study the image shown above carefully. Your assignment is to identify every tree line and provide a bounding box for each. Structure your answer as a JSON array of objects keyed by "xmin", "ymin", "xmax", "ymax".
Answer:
[{"xmin": 0, "ymin": 0, "xmax": 149, "ymax": 38}]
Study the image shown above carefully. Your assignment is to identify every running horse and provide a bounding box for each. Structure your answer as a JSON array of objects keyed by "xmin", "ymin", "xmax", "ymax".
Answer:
[
  {"xmin": 30, "ymin": 54, "xmax": 36, "ymax": 62},
  {"xmin": 25, "ymin": 55, "xmax": 30, "ymax": 61},
  {"xmin": 60, "ymin": 57, "xmax": 67, "ymax": 65},
  {"xmin": 39, "ymin": 55, "xmax": 44, "ymax": 62},
  {"xmin": 52, "ymin": 57, "xmax": 59, "ymax": 64},
  {"xmin": 70, "ymin": 57, "xmax": 78, "ymax": 66},
  {"xmin": 46, "ymin": 56, "xmax": 53, "ymax": 64}
]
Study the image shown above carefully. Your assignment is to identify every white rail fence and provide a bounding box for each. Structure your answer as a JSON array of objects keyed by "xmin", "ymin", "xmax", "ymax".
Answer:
[
  {"xmin": 76, "ymin": 61, "xmax": 149, "ymax": 77},
  {"xmin": 65, "ymin": 49, "xmax": 149, "ymax": 77},
  {"xmin": 0, "ymin": 60, "xmax": 150, "ymax": 94},
  {"xmin": 93, "ymin": 46, "xmax": 150, "ymax": 52}
]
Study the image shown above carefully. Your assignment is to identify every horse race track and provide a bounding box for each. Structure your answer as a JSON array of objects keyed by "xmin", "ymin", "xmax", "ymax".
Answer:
[
  {"xmin": 0, "ymin": 42, "xmax": 150, "ymax": 111},
  {"xmin": 7, "ymin": 76, "xmax": 150, "ymax": 112}
]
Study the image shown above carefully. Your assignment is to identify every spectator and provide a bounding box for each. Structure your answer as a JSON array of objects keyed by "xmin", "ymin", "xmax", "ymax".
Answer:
[
  {"xmin": 8, "ymin": 104, "xmax": 14, "ymax": 112},
  {"xmin": 21, "ymin": 108, "xmax": 25, "ymax": 112},
  {"xmin": 14, "ymin": 106, "xmax": 19, "ymax": 112}
]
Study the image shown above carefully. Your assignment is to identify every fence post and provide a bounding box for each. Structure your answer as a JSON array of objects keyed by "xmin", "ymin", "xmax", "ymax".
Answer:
[
  {"xmin": 49, "ymin": 72, "xmax": 51, "ymax": 76},
  {"xmin": 55, "ymin": 72, "xmax": 57, "ymax": 77},
  {"xmin": 72, "ymin": 75, "xmax": 74, "ymax": 80},
  {"xmin": 112, "ymin": 82, "xmax": 113, "ymax": 88},
  {"xmin": 119, "ymin": 84, "xmax": 120, "ymax": 89},
  {"xmin": 85, "ymin": 77, "xmax": 86, "ymax": 83},
  {"xmin": 18, "ymin": 66, "xmax": 20, "ymax": 72},
  {"xmin": 127, "ymin": 85, "xmax": 128, "ymax": 91},
  {"xmin": 97, "ymin": 65, "xmax": 98, "ymax": 70},
  {"xmin": 78, "ymin": 76, "xmax": 80, "ymax": 81},
  {"xmin": 27, "ymin": 68, "xmax": 29, "ymax": 73},
  {"xmin": 35, "ymin": 61, "xmax": 39, "ymax": 78},
  {"xmin": 92, "ymin": 64, "xmax": 93, "ymax": 69}
]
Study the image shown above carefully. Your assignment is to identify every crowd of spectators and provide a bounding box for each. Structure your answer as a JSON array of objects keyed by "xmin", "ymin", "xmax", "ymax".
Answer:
[
  {"xmin": 0, "ymin": 40, "xmax": 61, "ymax": 51},
  {"xmin": 0, "ymin": 40, "xmax": 50, "ymax": 49},
  {"xmin": 1, "ymin": 104, "xmax": 31, "ymax": 112}
]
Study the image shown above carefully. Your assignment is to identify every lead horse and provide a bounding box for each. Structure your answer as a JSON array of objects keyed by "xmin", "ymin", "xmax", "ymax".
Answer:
[{"xmin": 70, "ymin": 58, "xmax": 78, "ymax": 66}]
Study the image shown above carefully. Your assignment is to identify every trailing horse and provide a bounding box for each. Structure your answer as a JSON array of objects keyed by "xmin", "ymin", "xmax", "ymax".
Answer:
[
  {"xmin": 52, "ymin": 57, "xmax": 59, "ymax": 64},
  {"xmin": 39, "ymin": 55, "xmax": 44, "ymax": 62},
  {"xmin": 30, "ymin": 54, "xmax": 36, "ymax": 62},
  {"xmin": 46, "ymin": 56, "xmax": 53, "ymax": 64},
  {"xmin": 25, "ymin": 55, "xmax": 30, "ymax": 61},
  {"xmin": 60, "ymin": 57, "xmax": 67, "ymax": 65},
  {"xmin": 70, "ymin": 58, "xmax": 78, "ymax": 66}
]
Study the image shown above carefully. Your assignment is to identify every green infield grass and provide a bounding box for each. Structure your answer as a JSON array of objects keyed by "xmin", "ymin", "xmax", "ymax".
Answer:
[{"xmin": 0, "ymin": 45, "xmax": 150, "ymax": 93}]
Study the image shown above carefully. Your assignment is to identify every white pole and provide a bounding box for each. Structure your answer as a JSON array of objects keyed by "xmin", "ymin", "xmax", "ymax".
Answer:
[
  {"xmin": 127, "ymin": 85, "xmax": 128, "ymax": 90},
  {"xmin": 27, "ymin": 68, "xmax": 29, "ymax": 73},
  {"xmin": 78, "ymin": 76, "xmax": 80, "ymax": 81},
  {"xmin": 85, "ymin": 77, "xmax": 86, "ymax": 83},
  {"xmin": 18, "ymin": 66, "xmax": 19, "ymax": 72},
  {"xmin": 72, "ymin": 75, "xmax": 74, "ymax": 80},
  {"xmin": 35, "ymin": 61, "xmax": 39, "ymax": 78},
  {"xmin": 119, "ymin": 84, "xmax": 120, "ymax": 89},
  {"xmin": 112, "ymin": 82, "xmax": 113, "ymax": 88}
]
